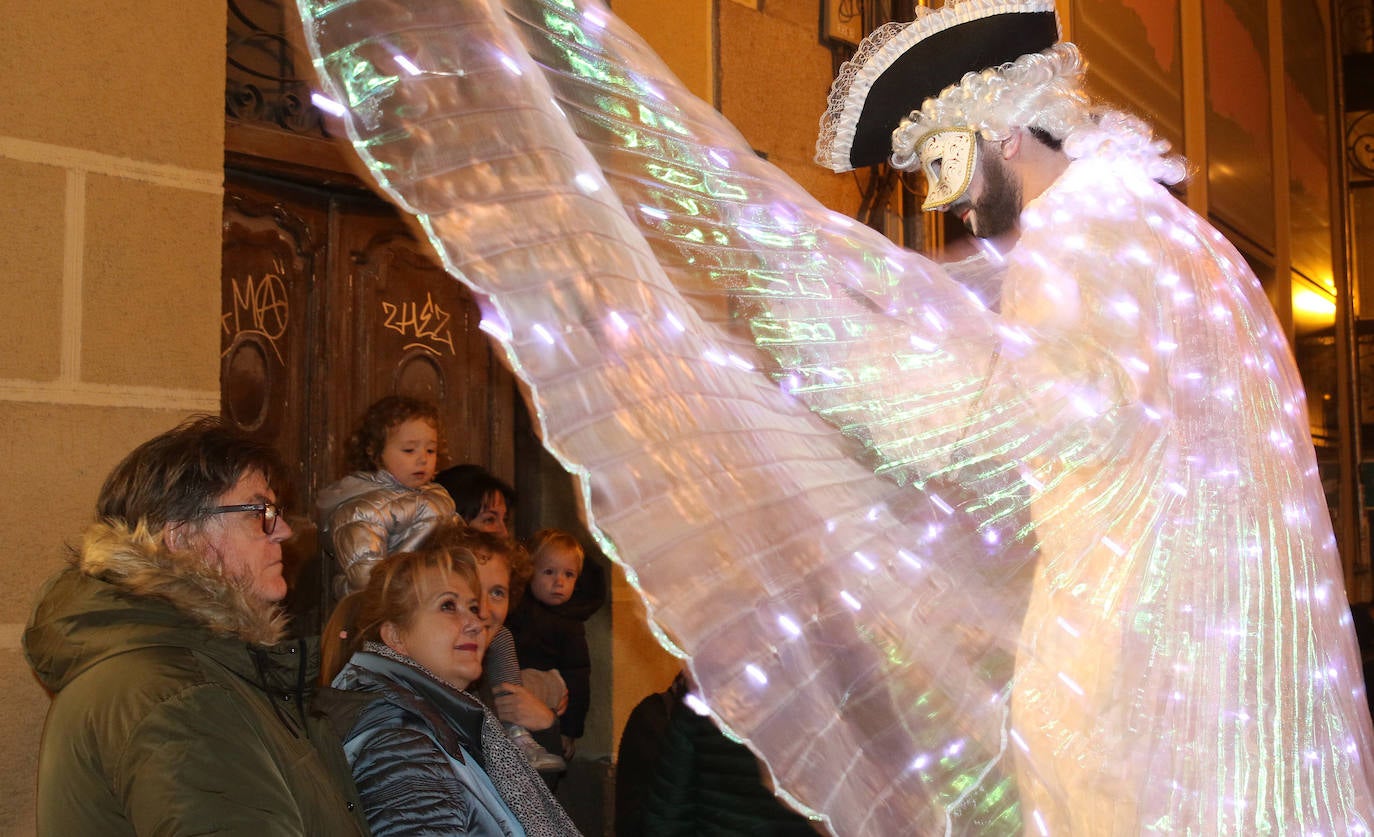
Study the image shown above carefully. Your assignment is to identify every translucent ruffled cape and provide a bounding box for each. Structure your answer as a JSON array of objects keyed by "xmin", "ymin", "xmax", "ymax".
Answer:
[{"xmin": 289, "ymin": 0, "xmax": 1374, "ymax": 833}]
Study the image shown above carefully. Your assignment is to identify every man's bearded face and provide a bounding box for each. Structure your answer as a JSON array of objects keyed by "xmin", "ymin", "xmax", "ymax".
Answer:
[{"xmin": 949, "ymin": 141, "xmax": 1022, "ymax": 239}]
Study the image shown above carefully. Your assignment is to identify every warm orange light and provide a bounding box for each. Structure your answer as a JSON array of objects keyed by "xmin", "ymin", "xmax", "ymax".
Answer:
[{"xmin": 1293, "ymin": 287, "xmax": 1335, "ymax": 318}]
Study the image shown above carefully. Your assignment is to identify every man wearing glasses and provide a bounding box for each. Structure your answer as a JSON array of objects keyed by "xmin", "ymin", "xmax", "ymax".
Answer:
[{"xmin": 24, "ymin": 416, "xmax": 369, "ymax": 836}]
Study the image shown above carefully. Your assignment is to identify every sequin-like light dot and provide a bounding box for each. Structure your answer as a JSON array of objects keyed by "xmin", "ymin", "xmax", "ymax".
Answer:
[
  {"xmin": 393, "ymin": 54, "xmax": 422, "ymax": 76},
  {"xmin": 840, "ymin": 591, "xmax": 862, "ymax": 612},
  {"xmin": 853, "ymin": 551, "xmax": 877, "ymax": 572},
  {"xmin": 574, "ymin": 172, "xmax": 601, "ymax": 194},
  {"xmin": 496, "ymin": 51, "xmax": 522, "ymax": 76},
  {"xmin": 998, "ymin": 324, "xmax": 1034, "ymax": 346},
  {"xmin": 974, "ymin": 238, "xmax": 1006, "ymax": 264},
  {"xmin": 1010, "ymin": 728, "xmax": 1029, "ymax": 753},
  {"xmin": 745, "ymin": 664, "xmax": 768, "ymax": 686},
  {"xmin": 1072, "ymin": 394, "xmax": 1100, "ymax": 418},
  {"xmin": 310, "ymin": 93, "xmax": 345, "ymax": 117},
  {"xmin": 608, "ymin": 311, "xmax": 630, "ymax": 334},
  {"xmin": 1123, "ymin": 244, "xmax": 1152, "ymax": 265},
  {"xmin": 777, "ymin": 614, "xmax": 802, "ymax": 637},
  {"xmin": 582, "ymin": 5, "xmax": 608, "ymax": 29},
  {"xmin": 1112, "ymin": 298, "xmax": 1140, "ymax": 318},
  {"xmin": 726, "ymin": 353, "xmax": 753, "ymax": 372},
  {"xmin": 1057, "ymin": 672, "xmax": 1085, "ymax": 696},
  {"xmin": 532, "ymin": 323, "xmax": 555, "ymax": 345},
  {"xmin": 479, "ymin": 318, "xmax": 510, "ymax": 341},
  {"xmin": 683, "ymin": 692, "xmax": 711, "ymax": 716}
]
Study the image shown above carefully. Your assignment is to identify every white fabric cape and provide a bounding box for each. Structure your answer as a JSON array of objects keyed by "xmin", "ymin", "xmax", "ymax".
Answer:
[{"xmin": 289, "ymin": 0, "xmax": 1374, "ymax": 832}]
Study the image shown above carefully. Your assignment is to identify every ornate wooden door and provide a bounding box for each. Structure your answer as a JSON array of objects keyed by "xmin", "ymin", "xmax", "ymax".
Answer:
[{"xmin": 221, "ymin": 170, "xmax": 520, "ymax": 626}]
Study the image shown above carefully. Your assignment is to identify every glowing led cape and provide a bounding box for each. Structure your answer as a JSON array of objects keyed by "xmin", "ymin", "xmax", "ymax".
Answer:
[{"xmin": 290, "ymin": 0, "xmax": 1374, "ymax": 833}]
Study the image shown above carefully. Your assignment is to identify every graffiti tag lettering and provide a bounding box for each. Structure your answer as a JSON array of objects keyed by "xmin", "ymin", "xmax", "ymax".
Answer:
[
  {"xmin": 222, "ymin": 272, "xmax": 289, "ymax": 364},
  {"xmin": 381, "ymin": 293, "xmax": 457, "ymax": 356}
]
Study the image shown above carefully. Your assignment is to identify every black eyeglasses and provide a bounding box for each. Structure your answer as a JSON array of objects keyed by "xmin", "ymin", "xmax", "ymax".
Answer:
[{"xmin": 205, "ymin": 502, "xmax": 283, "ymax": 535}]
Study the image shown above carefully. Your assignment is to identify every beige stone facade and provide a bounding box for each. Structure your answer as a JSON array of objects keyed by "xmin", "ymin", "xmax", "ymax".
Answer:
[{"xmin": 0, "ymin": 3, "xmax": 226, "ymax": 831}]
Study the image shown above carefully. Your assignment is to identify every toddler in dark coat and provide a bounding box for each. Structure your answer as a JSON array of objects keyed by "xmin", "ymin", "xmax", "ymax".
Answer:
[{"xmin": 507, "ymin": 529, "xmax": 599, "ymax": 759}]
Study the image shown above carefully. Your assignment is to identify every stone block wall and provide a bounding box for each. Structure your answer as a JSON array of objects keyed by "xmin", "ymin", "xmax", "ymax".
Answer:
[{"xmin": 0, "ymin": 3, "xmax": 227, "ymax": 831}]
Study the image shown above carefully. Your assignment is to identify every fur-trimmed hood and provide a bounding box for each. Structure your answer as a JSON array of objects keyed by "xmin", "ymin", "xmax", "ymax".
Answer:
[{"xmin": 26, "ymin": 519, "xmax": 292, "ymax": 694}]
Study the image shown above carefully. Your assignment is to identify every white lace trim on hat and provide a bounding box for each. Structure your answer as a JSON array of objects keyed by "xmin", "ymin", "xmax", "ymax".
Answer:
[{"xmin": 814, "ymin": 0, "xmax": 1057, "ymax": 173}]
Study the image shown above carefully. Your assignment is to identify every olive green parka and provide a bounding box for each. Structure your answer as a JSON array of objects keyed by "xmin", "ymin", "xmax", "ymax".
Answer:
[{"xmin": 24, "ymin": 520, "xmax": 371, "ymax": 837}]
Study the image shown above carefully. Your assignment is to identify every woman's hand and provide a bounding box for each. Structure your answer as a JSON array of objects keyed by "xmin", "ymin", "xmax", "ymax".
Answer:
[{"xmin": 491, "ymin": 682, "xmax": 556, "ymax": 731}]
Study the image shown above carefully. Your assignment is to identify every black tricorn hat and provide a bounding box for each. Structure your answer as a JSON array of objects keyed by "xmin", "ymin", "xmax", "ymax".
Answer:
[{"xmin": 815, "ymin": 0, "xmax": 1060, "ymax": 173}]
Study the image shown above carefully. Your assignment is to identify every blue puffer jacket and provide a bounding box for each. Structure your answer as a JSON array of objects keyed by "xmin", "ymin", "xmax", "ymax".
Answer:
[{"xmin": 327, "ymin": 649, "xmax": 525, "ymax": 837}]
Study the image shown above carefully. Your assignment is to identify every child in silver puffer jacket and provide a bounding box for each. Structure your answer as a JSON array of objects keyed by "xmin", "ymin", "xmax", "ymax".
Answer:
[{"xmin": 317, "ymin": 396, "xmax": 457, "ymax": 598}]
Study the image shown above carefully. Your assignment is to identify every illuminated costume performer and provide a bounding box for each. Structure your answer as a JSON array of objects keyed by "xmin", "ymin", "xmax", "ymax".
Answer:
[
  {"xmin": 817, "ymin": 2, "xmax": 1374, "ymax": 832},
  {"xmin": 289, "ymin": 0, "xmax": 1374, "ymax": 832}
]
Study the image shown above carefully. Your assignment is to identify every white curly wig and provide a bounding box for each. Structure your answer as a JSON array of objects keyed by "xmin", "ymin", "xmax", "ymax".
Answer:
[{"xmin": 892, "ymin": 42, "xmax": 1187, "ymax": 185}]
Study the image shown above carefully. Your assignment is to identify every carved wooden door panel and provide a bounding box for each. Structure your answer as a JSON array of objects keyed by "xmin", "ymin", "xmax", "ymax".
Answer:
[
  {"xmin": 221, "ymin": 174, "xmax": 326, "ymax": 497},
  {"xmin": 221, "ymin": 170, "xmax": 520, "ymax": 627},
  {"xmin": 330, "ymin": 212, "xmax": 516, "ymax": 482}
]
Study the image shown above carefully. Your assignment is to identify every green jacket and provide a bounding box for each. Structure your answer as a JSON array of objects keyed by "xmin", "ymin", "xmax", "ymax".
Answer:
[{"xmin": 24, "ymin": 521, "xmax": 371, "ymax": 837}]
